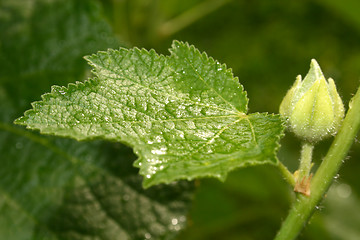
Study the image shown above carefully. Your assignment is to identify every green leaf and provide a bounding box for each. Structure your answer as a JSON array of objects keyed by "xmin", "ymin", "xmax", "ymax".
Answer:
[{"xmin": 15, "ymin": 41, "xmax": 284, "ymax": 187}]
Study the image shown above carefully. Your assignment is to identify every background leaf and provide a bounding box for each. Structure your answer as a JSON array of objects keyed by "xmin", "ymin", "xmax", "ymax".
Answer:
[
  {"xmin": 0, "ymin": 0, "xmax": 119, "ymax": 110},
  {"xmin": 16, "ymin": 41, "xmax": 284, "ymax": 187},
  {"xmin": 0, "ymin": 118, "xmax": 194, "ymax": 240},
  {"xmin": 0, "ymin": 0, "xmax": 193, "ymax": 239}
]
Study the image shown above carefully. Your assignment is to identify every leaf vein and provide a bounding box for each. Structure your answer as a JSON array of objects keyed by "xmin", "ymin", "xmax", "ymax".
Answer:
[
  {"xmin": 94, "ymin": 57, "xmax": 238, "ymax": 115},
  {"xmin": 183, "ymin": 56, "xmax": 240, "ymax": 113}
]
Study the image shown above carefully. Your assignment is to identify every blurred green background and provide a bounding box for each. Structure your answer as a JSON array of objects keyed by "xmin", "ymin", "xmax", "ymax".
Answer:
[{"xmin": 1, "ymin": 0, "xmax": 360, "ymax": 239}]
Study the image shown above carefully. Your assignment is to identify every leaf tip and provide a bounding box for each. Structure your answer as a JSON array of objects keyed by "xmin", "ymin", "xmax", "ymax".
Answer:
[
  {"xmin": 215, "ymin": 173, "xmax": 228, "ymax": 182},
  {"xmin": 13, "ymin": 116, "xmax": 27, "ymax": 125},
  {"xmin": 171, "ymin": 39, "xmax": 182, "ymax": 48},
  {"xmin": 170, "ymin": 40, "xmax": 192, "ymax": 53}
]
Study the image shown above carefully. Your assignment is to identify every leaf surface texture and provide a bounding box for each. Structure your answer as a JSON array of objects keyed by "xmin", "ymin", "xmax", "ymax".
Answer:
[{"xmin": 16, "ymin": 41, "xmax": 284, "ymax": 187}]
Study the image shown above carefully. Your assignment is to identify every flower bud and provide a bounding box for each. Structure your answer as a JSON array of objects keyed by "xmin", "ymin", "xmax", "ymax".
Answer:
[{"xmin": 279, "ymin": 59, "xmax": 345, "ymax": 143}]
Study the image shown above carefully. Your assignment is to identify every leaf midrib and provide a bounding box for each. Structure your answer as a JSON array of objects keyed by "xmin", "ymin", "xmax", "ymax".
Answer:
[{"xmin": 35, "ymin": 114, "xmax": 243, "ymax": 125}]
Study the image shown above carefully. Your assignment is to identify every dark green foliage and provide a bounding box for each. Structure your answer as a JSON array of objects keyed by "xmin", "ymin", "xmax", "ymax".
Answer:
[{"xmin": 2, "ymin": 0, "xmax": 360, "ymax": 239}]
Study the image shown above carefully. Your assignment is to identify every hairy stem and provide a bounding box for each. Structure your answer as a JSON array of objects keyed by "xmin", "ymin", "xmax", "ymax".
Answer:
[
  {"xmin": 274, "ymin": 85, "xmax": 360, "ymax": 240},
  {"xmin": 277, "ymin": 162, "xmax": 296, "ymax": 187},
  {"xmin": 293, "ymin": 142, "xmax": 314, "ymax": 196},
  {"xmin": 298, "ymin": 142, "xmax": 314, "ymax": 179}
]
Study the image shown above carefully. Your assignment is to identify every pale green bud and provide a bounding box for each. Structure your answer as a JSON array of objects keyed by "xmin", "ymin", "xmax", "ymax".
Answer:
[{"xmin": 279, "ymin": 59, "xmax": 345, "ymax": 143}]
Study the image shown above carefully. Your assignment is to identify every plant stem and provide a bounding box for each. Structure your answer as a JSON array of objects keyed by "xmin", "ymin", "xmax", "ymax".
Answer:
[
  {"xmin": 298, "ymin": 142, "xmax": 313, "ymax": 179},
  {"xmin": 277, "ymin": 162, "xmax": 296, "ymax": 187},
  {"xmin": 276, "ymin": 142, "xmax": 314, "ymax": 189},
  {"xmin": 274, "ymin": 85, "xmax": 360, "ymax": 240},
  {"xmin": 158, "ymin": 0, "xmax": 231, "ymax": 38}
]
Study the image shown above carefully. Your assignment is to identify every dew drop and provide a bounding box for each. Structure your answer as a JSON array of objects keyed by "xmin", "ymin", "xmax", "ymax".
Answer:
[
  {"xmin": 315, "ymin": 205, "xmax": 324, "ymax": 211},
  {"xmin": 151, "ymin": 147, "xmax": 167, "ymax": 155}
]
